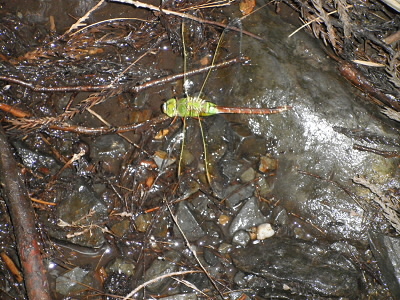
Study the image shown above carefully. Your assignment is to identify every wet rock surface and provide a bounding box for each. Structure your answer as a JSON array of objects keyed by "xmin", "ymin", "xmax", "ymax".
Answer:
[
  {"xmin": 0, "ymin": 1, "xmax": 398, "ymax": 299},
  {"xmin": 234, "ymin": 8, "xmax": 400, "ymax": 245},
  {"xmin": 54, "ymin": 181, "xmax": 107, "ymax": 247},
  {"xmin": 232, "ymin": 237, "xmax": 360, "ymax": 297},
  {"xmin": 369, "ymin": 231, "xmax": 400, "ymax": 299}
]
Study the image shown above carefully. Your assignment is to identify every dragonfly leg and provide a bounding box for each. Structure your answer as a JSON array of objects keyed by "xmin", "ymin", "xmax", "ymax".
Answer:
[{"xmin": 178, "ymin": 117, "xmax": 187, "ymax": 176}]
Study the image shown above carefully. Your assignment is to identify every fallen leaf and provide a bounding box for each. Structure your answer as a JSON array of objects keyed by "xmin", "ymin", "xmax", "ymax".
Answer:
[{"xmin": 240, "ymin": 0, "xmax": 256, "ymax": 16}]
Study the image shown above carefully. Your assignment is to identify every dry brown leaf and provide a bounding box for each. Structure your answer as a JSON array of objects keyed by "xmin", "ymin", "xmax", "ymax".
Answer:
[{"xmin": 240, "ymin": 0, "xmax": 256, "ymax": 16}]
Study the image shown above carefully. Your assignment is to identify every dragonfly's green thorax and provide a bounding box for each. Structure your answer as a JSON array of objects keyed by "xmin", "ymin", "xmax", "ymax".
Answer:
[{"xmin": 162, "ymin": 97, "xmax": 219, "ymax": 117}]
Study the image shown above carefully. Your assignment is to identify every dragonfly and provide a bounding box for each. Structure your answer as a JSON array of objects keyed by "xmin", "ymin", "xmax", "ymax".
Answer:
[
  {"xmin": 162, "ymin": 97, "xmax": 291, "ymax": 117},
  {"xmin": 161, "ymin": 21, "xmax": 291, "ymax": 184}
]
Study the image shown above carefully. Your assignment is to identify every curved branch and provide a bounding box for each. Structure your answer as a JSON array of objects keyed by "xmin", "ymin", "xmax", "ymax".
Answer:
[{"xmin": 0, "ymin": 125, "xmax": 51, "ymax": 300}]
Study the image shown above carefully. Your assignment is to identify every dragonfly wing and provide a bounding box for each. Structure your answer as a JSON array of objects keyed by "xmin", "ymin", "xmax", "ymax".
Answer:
[{"xmin": 198, "ymin": 18, "xmax": 244, "ymax": 106}]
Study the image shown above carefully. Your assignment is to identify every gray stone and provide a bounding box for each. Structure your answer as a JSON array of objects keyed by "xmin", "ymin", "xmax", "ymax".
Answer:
[
  {"xmin": 369, "ymin": 231, "xmax": 400, "ymax": 299},
  {"xmin": 173, "ymin": 202, "xmax": 205, "ymax": 242},
  {"xmin": 229, "ymin": 198, "xmax": 267, "ymax": 236},
  {"xmin": 232, "ymin": 237, "xmax": 360, "ymax": 297}
]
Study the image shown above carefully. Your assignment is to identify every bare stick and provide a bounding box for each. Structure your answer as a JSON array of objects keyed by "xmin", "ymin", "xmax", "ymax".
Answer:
[
  {"xmin": 0, "ymin": 125, "xmax": 51, "ymax": 300},
  {"xmin": 110, "ymin": 0, "xmax": 263, "ymax": 40},
  {"xmin": 0, "ymin": 57, "xmax": 245, "ymax": 94},
  {"xmin": 122, "ymin": 270, "xmax": 200, "ymax": 300},
  {"xmin": 70, "ymin": 17, "xmax": 154, "ymax": 36},
  {"xmin": 64, "ymin": 0, "xmax": 106, "ymax": 35},
  {"xmin": 288, "ymin": 5, "xmax": 353, "ymax": 38}
]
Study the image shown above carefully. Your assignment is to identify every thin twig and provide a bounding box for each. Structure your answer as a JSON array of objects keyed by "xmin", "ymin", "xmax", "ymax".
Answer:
[
  {"xmin": 122, "ymin": 270, "xmax": 200, "ymax": 300},
  {"xmin": 0, "ymin": 57, "xmax": 246, "ymax": 94},
  {"xmin": 288, "ymin": 5, "xmax": 353, "ymax": 38},
  {"xmin": 46, "ymin": 114, "xmax": 169, "ymax": 135},
  {"xmin": 110, "ymin": 0, "xmax": 263, "ymax": 40},
  {"xmin": 69, "ymin": 17, "xmax": 154, "ymax": 36},
  {"xmin": 166, "ymin": 201, "xmax": 225, "ymax": 299},
  {"xmin": 64, "ymin": 0, "xmax": 106, "ymax": 35},
  {"xmin": 4, "ymin": 56, "xmax": 245, "ymax": 133},
  {"xmin": 353, "ymin": 144, "xmax": 400, "ymax": 158}
]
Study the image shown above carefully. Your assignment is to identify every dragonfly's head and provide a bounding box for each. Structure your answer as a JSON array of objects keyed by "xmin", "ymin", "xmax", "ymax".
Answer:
[{"xmin": 162, "ymin": 98, "xmax": 177, "ymax": 117}]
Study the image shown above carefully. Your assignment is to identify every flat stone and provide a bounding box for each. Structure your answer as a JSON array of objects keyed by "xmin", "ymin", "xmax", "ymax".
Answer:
[{"xmin": 232, "ymin": 237, "xmax": 360, "ymax": 297}]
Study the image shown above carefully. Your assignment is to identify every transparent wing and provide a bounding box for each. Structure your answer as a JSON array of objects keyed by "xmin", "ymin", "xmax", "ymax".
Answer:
[
  {"xmin": 178, "ymin": 19, "xmax": 207, "ymax": 184},
  {"xmin": 181, "ymin": 18, "xmax": 207, "ymax": 98},
  {"xmin": 174, "ymin": 18, "xmax": 245, "ymax": 190},
  {"xmin": 199, "ymin": 18, "xmax": 243, "ymax": 105}
]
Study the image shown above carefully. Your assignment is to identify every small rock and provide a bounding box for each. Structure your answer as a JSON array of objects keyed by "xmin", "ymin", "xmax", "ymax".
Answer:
[
  {"xmin": 232, "ymin": 229, "xmax": 251, "ymax": 247},
  {"xmin": 56, "ymin": 267, "xmax": 91, "ymax": 295},
  {"xmin": 13, "ymin": 140, "xmax": 60, "ymax": 175},
  {"xmin": 203, "ymin": 248, "xmax": 219, "ymax": 266},
  {"xmin": 256, "ymin": 223, "xmax": 275, "ymax": 240},
  {"xmin": 110, "ymin": 219, "xmax": 130, "ymax": 237},
  {"xmin": 106, "ymin": 257, "xmax": 135, "ymax": 276},
  {"xmin": 158, "ymin": 293, "xmax": 198, "ymax": 300},
  {"xmin": 135, "ymin": 213, "xmax": 153, "ymax": 232},
  {"xmin": 218, "ymin": 243, "xmax": 232, "ymax": 254},
  {"xmin": 55, "ymin": 180, "xmax": 107, "ymax": 248},
  {"xmin": 144, "ymin": 251, "xmax": 180, "ymax": 293},
  {"xmin": 104, "ymin": 272, "xmax": 134, "ymax": 296},
  {"xmin": 240, "ymin": 167, "xmax": 256, "ymax": 182},
  {"xmin": 153, "ymin": 150, "xmax": 176, "ymax": 169},
  {"xmin": 255, "ymin": 176, "xmax": 274, "ymax": 197},
  {"xmin": 225, "ymin": 184, "xmax": 256, "ymax": 208},
  {"xmin": 248, "ymin": 227, "xmax": 257, "ymax": 240},
  {"xmin": 229, "ymin": 197, "xmax": 267, "ymax": 236},
  {"xmin": 258, "ymin": 155, "xmax": 278, "ymax": 173},
  {"xmin": 218, "ymin": 214, "xmax": 230, "ymax": 226},
  {"xmin": 173, "ymin": 202, "xmax": 205, "ymax": 242}
]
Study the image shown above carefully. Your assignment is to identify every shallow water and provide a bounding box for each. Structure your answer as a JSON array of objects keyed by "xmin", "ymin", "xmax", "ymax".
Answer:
[
  {"xmin": 0, "ymin": 1, "xmax": 399, "ymax": 299},
  {"xmin": 223, "ymin": 8, "xmax": 400, "ymax": 244}
]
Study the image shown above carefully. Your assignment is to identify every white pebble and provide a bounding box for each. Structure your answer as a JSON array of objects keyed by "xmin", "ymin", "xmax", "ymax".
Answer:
[{"xmin": 257, "ymin": 223, "xmax": 275, "ymax": 240}]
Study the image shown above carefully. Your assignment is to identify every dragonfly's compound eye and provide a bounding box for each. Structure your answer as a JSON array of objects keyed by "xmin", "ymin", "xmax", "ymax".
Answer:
[{"xmin": 162, "ymin": 98, "xmax": 178, "ymax": 117}]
